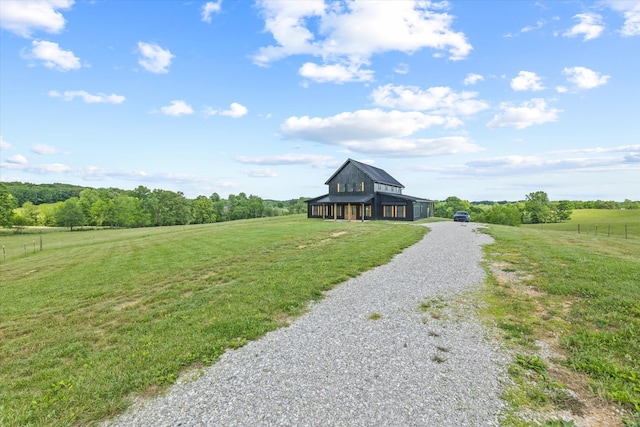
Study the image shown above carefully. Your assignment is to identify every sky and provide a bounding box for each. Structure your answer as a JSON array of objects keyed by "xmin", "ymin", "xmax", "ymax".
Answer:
[{"xmin": 1, "ymin": 0, "xmax": 639, "ymax": 202}]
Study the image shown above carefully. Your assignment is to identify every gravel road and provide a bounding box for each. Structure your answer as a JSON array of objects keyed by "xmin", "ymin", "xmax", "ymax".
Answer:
[{"xmin": 106, "ymin": 221, "xmax": 509, "ymax": 426}]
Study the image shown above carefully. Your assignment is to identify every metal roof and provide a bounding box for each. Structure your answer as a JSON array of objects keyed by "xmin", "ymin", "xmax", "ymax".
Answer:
[
  {"xmin": 307, "ymin": 194, "xmax": 375, "ymax": 204},
  {"xmin": 324, "ymin": 158, "xmax": 404, "ymax": 188},
  {"xmin": 306, "ymin": 193, "xmax": 434, "ymax": 204}
]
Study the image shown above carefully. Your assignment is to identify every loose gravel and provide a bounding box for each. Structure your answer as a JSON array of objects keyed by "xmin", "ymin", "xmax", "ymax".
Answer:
[{"xmin": 106, "ymin": 221, "xmax": 509, "ymax": 426}]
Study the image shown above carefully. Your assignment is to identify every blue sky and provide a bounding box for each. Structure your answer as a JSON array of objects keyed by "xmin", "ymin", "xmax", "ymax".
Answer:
[{"xmin": 1, "ymin": 0, "xmax": 639, "ymax": 202}]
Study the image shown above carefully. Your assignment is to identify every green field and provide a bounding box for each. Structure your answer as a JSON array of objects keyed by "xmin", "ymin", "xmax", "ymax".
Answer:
[
  {"xmin": 0, "ymin": 216, "xmax": 427, "ymax": 426},
  {"xmin": 523, "ymin": 208, "xmax": 640, "ymax": 239},
  {"xmin": 483, "ymin": 209, "xmax": 640, "ymax": 425}
]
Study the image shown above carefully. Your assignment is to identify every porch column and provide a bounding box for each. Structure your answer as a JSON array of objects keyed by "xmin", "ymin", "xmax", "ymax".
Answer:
[
  {"xmin": 361, "ymin": 203, "xmax": 365, "ymax": 222},
  {"xmin": 347, "ymin": 203, "xmax": 351, "ymax": 221},
  {"xmin": 333, "ymin": 203, "xmax": 337, "ymax": 221}
]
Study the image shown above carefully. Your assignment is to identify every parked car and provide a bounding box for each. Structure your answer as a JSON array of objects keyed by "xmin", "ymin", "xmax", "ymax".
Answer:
[{"xmin": 453, "ymin": 211, "xmax": 471, "ymax": 222}]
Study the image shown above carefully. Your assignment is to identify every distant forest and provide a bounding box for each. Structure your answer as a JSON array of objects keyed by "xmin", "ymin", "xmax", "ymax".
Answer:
[{"xmin": 1, "ymin": 182, "xmax": 307, "ymax": 230}]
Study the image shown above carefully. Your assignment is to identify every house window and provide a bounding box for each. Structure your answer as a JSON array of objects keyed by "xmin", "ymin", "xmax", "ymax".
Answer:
[
  {"xmin": 347, "ymin": 183, "xmax": 354, "ymax": 192},
  {"xmin": 383, "ymin": 205, "xmax": 405, "ymax": 218},
  {"xmin": 365, "ymin": 205, "xmax": 371, "ymax": 217},
  {"xmin": 337, "ymin": 183, "xmax": 341, "ymax": 193},
  {"xmin": 361, "ymin": 182, "xmax": 365, "ymax": 191}
]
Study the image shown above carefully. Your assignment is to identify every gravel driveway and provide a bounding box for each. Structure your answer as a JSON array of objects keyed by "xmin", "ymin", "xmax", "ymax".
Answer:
[{"xmin": 106, "ymin": 221, "xmax": 509, "ymax": 426}]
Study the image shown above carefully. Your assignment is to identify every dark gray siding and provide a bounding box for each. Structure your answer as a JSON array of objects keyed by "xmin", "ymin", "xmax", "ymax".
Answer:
[{"xmin": 328, "ymin": 163, "xmax": 374, "ymax": 196}]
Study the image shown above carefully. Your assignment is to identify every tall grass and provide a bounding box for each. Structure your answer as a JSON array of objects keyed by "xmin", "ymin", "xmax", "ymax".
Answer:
[
  {"xmin": 0, "ymin": 216, "xmax": 426, "ymax": 426},
  {"xmin": 482, "ymin": 213, "xmax": 640, "ymax": 423}
]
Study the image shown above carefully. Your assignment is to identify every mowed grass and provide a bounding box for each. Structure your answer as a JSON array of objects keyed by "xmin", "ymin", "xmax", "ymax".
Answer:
[
  {"xmin": 482, "ymin": 210, "xmax": 640, "ymax": 423},
  {"xmin": 0, "ymin": 216, "xmax": 427, "ymax": 426},
  {"xmin": 524, "ymin": 208, "xmax": 640, "ymax": 239}
]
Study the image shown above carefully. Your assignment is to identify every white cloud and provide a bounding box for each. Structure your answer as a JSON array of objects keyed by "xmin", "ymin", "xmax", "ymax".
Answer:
[
  {"xmin": 552, "ymin": 144, "xmax": 640, "ymax": 155},
  {"xmin": 510, "ymin": 71, "xmax": 545, "ymax": 91},
  {"xmin": 236, "ymin": 154, "xmax": 337, "ymax": 168},
  {"xmin": 253, "ymin": 0, "xmax": 472, "ymax": 83},
  {"xmin": 602, "ymin": 0, "xmax": 640, "ymax": 37},
  {"xmin": 23, "ymin": 40, "xmax": 81, "ymax": 71},
  {"xmin": 160, "ymin": 100, "xmax": 194, "ymax": 116},
  {"xmin": 202, "ymin": 1, "xmax": 222, "ymax": 23},
  {"xmin": 562, "ymin": 66, "xmax": 610, "ymax": 90},
  {"xmin": 137, "ymin": 41, "xmax": 174, "ymax": 73},
  {"xmin": 0, "ymin": 0, "xmax": 74, "ymax": 38},
  {"xmin": 334, "ymin": 136, "xmax": 481, "ymax": 157},
  {"xmin": 6, "ymin": 154, "xmax": 28, "ymax": 164},
  {"xmin": 31, "ymin": 143, "xmax": 63, "ymax": 155},
  {"xmin": 424, "ymin": 146, "xmax": 640, "ymax": 179},
  {"xmin": 283, "ymin": 109, "xmax": 453, "ymax": 142},
  {"xmin": 205, "ymin": 103, "xmax": 248, "ymax": 118},
  {"xmin": 564, "ymin": 13, "xmax": 605, "ymax": 41},
  {"xmin": 299, "ymin": 62, "xmax": 374, "ymax": 83},
  {"xmin": 280, "ymin": 109, "xmax": 482, "ymax": 157},
  {"xmin": 220, "ymin": 102, "xmax": 248, "ymax": 118},
  {"xmin": 244, "ymin": 168, "xmax": 278, "ymax": 178},
  {"xmin": 504, "ymin": 19, "xmax": 547, "ymax": 37},
  {"xmin": 464, "ymin": 155, "xmax": 622, "ymax": 174},
  {"xmin": 0, "ymin": 136, "xmax": 13, "ymax": 150},
  {"xmin": 393, "ymin": 63, "xmax": 409, "ymax": 75},
  {"xmin": 521, "ymin": 19, "xmax": 546, "ymax": 33},
  {"xmin": 371, "ymin": 84, "xmax": 489, "ymax": 116},
  {"xmin": 463, "ymin": 73, "xmax": 483, "ymax": 85},
  {"xmin": 487, "ymin": 99, "xmax": 561, "ymax": 129},
  {"xmin": 48, "ymin": 90, "xmax": 125, "ymax": 104},
  {"xmin": 1, "ymin": 161, "xmax": 72, "ymax": 174}
]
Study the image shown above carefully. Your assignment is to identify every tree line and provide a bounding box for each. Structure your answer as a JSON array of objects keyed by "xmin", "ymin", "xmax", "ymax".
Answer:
[
  {"xmin": 2, "ymin": 183, "xmax": 638, "ymax": 231},
  {"xmin": 435, "ymin": 191, "xmax": 639, "ymax": 227},
  {"xmin": 0, "ymin": 183, "xmax": 306, "ymax": 231}
]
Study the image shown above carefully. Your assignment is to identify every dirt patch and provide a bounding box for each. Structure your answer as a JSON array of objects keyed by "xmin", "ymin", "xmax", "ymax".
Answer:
[
  {"xmin": 113, "ymin": 298, "xmax": 144, "ymax": 311},
  {"xmin": 320, "ymin": 231, "xmax": 348, "ymax": 243},
  {"xmin": 490, "ymin": 262, "xmax": 628, "ymax": 426}
]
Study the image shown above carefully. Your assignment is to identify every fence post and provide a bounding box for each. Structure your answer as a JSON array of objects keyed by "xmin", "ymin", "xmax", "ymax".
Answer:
[
  {"xmin": 608, "ymin": 224, "xmax": 611, "ymax": 237},
  {"xmin": 578, "ymin": 224, "xmax": 581, "ymax": 234}
]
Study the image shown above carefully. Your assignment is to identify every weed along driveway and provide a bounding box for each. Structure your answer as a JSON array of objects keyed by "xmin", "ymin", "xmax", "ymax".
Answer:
[{"xmin": 106, "ymin": 222, "xmax": 508, "ymax": 426}]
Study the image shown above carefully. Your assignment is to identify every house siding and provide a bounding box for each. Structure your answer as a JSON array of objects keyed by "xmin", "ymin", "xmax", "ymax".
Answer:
[{"xmin": 328, "ymin": 163, "xmax": 374, "ymax": 196}]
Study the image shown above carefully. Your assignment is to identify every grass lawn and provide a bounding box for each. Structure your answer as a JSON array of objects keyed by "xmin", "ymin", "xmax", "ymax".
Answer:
[
  {"xmin": 0, "ymin": 216, "xmax": 426, "ymax": 426},
  {"xmin": 482, "ymin": 209, "xmax": 640, "ymax": 425}
]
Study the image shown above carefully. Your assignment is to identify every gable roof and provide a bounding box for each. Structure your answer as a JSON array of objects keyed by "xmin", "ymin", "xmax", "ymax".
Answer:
[{"xmin": 324, "ymin": 158, "xmax": 404, "ymax": 188}]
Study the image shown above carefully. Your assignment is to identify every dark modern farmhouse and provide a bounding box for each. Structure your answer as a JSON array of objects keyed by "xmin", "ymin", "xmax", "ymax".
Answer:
[{"xmin": 306, "ymin": 158, "xmax": 435, "ymax": 221}]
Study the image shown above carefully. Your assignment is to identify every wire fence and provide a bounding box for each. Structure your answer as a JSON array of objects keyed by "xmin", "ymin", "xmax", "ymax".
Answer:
[{"xmin": 577, "ymin": 224, "xmax": 634, "ymax": 239}]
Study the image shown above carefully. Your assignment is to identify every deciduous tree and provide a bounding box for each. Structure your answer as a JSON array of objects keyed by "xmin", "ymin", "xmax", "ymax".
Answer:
[
  {"xmin": 524, "ymin": 191, "xmax": 551, "ymax": 224},
  {"xmin": 54, "ymin": 198, "xmax": 85, "ymax": 230},
  {"xmin": 0, "ymin": 183, "xmax": 18, "ymax": 228}
]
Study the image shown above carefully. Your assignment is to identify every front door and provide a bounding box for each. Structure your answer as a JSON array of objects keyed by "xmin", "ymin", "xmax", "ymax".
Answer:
[{"xmin": 349, "ymin": 205, "xmax": 358, "ymax": 220}]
